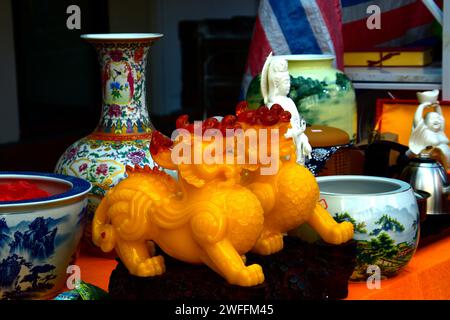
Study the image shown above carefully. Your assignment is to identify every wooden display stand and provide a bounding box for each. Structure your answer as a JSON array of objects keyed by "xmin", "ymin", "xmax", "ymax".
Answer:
[{"xmin": 108, "ymin": 237, "xmax": 356, "ymax": 300}]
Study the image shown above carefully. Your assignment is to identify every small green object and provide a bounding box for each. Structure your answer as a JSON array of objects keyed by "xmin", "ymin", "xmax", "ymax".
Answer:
[
  {"xmin": 245, "ymin": 75, "xmax": 264, "ymax": 110},
  {"xmin": 54, "ymin": 281, "xmax": 109, "ymax": 300},
  {"xmin": 54, "ymin": 290, "xmax": 80, "ymax": 300}
]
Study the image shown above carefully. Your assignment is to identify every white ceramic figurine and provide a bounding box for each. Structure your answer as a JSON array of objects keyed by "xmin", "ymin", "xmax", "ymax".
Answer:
[
  {"xmin": 285, "ymin": 116, "xmax": 312, "ymax": 165},
  {"xmin": 260, "ymin": 52, "xmax": 312, "ymax": 165},
  {"xmin": 409, "ymin": 90, "xmax": 450, "ymax": 166}
]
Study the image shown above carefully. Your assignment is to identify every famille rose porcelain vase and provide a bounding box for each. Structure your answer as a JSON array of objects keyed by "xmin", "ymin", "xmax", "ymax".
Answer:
[{"xmin": 55, "ymin": 34, "xmax": 163, "ymax": 247}]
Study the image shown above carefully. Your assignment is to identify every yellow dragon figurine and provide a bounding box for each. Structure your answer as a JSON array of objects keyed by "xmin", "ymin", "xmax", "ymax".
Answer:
[
  {"xmin": 92, "ymin": 103, "xmax": 354, "ymax": 287},
  {"xmin": 235, "ymin": 103, "xmax": 354, "ymax": 255}
]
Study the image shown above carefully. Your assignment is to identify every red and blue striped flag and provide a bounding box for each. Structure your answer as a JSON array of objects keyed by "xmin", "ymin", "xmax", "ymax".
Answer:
[
  {"xmin": 242, "ymin": 0, "xmax": 441, "ymax": 96},
  {"xmin": 242, "ymin": 0, "xmax": 344, "ymax": 96},
  {"xmin": 342, "ymin": 0, "xmax": 440, "ymax": 50}
]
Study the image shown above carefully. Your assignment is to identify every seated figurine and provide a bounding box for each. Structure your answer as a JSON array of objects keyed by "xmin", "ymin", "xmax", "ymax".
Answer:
[
  {"xmin": 285, "ymin": 116, "xmax": 312, "ymax": 166},
  {"xmin": 409, "ymin": 90, "xmax": 450, "ymax": 166},
  {"xmin": 261, "ymin": 53, "xmax": 312, "ymax": 165}
]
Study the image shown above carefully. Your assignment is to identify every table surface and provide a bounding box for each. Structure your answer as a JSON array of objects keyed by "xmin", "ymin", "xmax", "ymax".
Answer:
[{"xmin": 76, "ymin": 235, "xmax": 450, "ymax": 300}]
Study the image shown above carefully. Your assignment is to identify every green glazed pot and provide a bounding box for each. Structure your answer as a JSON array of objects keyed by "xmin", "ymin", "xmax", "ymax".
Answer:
[{"xmin": 246, "ymin": 54, "xmax": 357, "ymax": 141}]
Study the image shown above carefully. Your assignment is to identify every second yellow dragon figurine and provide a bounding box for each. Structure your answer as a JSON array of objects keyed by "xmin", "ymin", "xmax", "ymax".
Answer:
[{"xmin": 92, "ymin": 103, "xmax": 354, "ymax": 287}]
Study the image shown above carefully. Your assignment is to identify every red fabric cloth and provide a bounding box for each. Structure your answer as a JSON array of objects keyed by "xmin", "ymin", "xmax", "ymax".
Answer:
[
  {"xmin": 342, "ymin": 0, "xmax": 439, "ymax": 50},
  {"xmin": 317, "ymin": 0, "xmax": 345, "ymax": 68},
  {"xmin": 0, "ymin": 180, "xmax": 50, "ymax": 201}
]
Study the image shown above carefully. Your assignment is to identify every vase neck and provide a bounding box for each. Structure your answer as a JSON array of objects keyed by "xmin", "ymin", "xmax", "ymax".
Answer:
[
  {"xmin": 287, "ymin": 58, "xmax": 334, "ymax": 70},
  {"xmin": 90, "ymin": 40, "xmax": 154, "ymax": 136}
]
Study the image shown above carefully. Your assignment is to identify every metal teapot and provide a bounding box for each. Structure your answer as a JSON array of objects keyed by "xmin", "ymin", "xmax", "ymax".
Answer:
[{"xmin": 400, "ymin": 153, "xmax": 450, "ymax": 215}]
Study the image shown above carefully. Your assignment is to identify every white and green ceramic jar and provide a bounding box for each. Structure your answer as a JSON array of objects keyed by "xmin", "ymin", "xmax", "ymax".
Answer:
[
  {"xmin": 317, "ymin": 176, "xmax": 420, "ymax": 281},
  {"xmin": 247, "ymin": 54, "xmax": 357, "ymax": 141}
]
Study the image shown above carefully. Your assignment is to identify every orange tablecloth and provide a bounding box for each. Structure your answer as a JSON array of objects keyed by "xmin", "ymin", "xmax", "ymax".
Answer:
[{"xmin": 76, "ymin": 236, "xmax": 450, "ymax": 300}]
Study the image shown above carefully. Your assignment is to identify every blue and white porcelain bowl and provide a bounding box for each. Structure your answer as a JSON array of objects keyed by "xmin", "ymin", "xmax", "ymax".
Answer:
[
  {"xmin": 316, "ymin": 176, "xmax": 420, "ymax": 281},
  {"xmin": 0, "ymin": 172, "xmax": 91, "ymax": 299}
]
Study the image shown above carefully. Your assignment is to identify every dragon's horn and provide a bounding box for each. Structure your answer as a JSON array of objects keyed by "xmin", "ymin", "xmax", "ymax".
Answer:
[
  {"xmin": 150, "ymin": 131, "xmax": 177, "ymax": 170},
  {"xmin": 125, "ymin": 165, "xmax": 153, "ymax": 174}
]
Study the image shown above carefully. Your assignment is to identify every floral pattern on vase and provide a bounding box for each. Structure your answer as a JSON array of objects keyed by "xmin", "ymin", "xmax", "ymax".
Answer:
[{"xmin": 55, "ymin": 34, "xmax": 172, "ymax": 249}]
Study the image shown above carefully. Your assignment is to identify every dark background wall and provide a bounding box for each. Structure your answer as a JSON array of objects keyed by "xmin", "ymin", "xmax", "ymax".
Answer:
[
  {"xmin": 0, "ymin": 0, "xmax": 259, "ymax": 145},
  {"xmin": 0, "ymin": 0, "xmax": 258, "ymax": 172}
]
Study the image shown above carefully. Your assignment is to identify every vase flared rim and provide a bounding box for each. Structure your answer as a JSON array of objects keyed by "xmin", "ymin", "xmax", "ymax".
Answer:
[
  {"xmin": 316, "ymin": 175, "xmax": 412, "ymax": 197},
  {"xmin": 81, "ymin": 33, "xmax": 163, "ymax": 41},
  {"xmin": 275, "ymin": 54, "xmax": 335, "ymax": 61}
]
